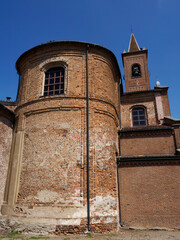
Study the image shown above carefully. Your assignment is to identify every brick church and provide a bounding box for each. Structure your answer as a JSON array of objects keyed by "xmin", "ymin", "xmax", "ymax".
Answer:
[{"xmin": 0, "ymin": 34, "xmax": 179, "ymax": 234}]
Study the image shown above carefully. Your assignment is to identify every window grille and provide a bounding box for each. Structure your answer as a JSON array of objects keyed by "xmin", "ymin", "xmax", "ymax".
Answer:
[{"xmin": 44, "ymin": 67, "xmax": 64, "ymax": 96}]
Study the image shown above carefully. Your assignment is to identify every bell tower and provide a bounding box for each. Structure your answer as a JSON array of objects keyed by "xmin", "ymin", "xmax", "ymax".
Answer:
[{"xmin": 122, "ymin": 33, "xmax": 150, "ymax": 92}]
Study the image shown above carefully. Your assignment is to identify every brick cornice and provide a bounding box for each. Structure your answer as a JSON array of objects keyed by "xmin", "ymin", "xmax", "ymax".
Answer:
[
  {"xmin": 15, "ymin": 96, "xmax": 119, "ymax": 119},
  {"xmin": 117, "ymin": 155, "xmax": 180, "ymax": 167},
  {"xmin": 119, "ymin": 125, "xmax": 173, "ymax": 138},
  {"xmin": 121, "ymin": 88, "xmax": 168, "ymax": 97}
]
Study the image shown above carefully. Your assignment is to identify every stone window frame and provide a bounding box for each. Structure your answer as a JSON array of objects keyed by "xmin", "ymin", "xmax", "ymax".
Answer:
[
  {"xmin": 40, "ymin": 61, "xmax": 68, "ymax": 96},
  {"xmin": 130, "ymin": 105, "xmax": 148, "ymax": 127},
  {"xmin": 131, "ymin": 63, "xmax": 141, "ymax": 78}
]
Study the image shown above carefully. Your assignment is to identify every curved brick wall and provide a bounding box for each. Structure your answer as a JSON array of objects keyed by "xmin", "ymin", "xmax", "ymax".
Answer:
[{"xmin": 3, "ymin": 42, "xmax": 120, "ymax": 233}]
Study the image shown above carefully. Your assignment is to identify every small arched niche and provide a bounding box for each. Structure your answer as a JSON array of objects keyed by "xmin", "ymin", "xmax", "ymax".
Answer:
[{"xmin": 132, "ymin": 64, "xmax": 141, "ymax": 78}]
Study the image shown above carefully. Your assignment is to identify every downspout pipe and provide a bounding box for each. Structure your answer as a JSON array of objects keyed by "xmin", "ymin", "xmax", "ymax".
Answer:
[
  {"xmin": 172, "ymin": 126, "xmax": 178, "ymax": 154},
  {"xmin": 118, "ymin": 79, "xmax": 122, "ymax": 155},
  {"xmin": 117, "ymin": 78, "xmax": 122, "ymax": 227},
  {"xmin": 86, "ymin": 44, "xmax": 90, "ymax": 232}
]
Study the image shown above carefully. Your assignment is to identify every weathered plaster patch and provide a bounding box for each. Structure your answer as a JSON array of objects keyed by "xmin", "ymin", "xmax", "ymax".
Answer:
[
  {"xmin": 57, "ymin": 219, "xmax": 81, "ymax": 225},
  {"xmin": 9, "ymin": 217, "xmax": 56, "ymax": 235},
  {"xmin": 71, "ymin": 207, "xmax": 87, "ymax": 218},
  {"xmin": 91, "ymin": 195, "xmax": 117, "ymax": 217},
  {"xmin": 34, "ymin": 190, "xmax": 60, "ymax": 203},
  {"xmin": 59, "ymin": 123, "xmax": 70, "ymax": 129}
]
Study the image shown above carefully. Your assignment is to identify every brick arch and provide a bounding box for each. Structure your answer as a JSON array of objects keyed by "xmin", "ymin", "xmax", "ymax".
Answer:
[{"xmin": 40, "ymin": 60, "xmax": 68, "ymax": 96}]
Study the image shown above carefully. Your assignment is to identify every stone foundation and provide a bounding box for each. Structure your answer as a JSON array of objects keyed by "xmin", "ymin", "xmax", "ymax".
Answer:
[{"xmin": 0, "ymin": 215, "xmax": 118, "ymax": 235}]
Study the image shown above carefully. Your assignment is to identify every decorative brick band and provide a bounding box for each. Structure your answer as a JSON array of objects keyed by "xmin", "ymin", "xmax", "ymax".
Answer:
[{"xmin": 55, "ymin": 222, "xmax": 117, "ymax": 234}]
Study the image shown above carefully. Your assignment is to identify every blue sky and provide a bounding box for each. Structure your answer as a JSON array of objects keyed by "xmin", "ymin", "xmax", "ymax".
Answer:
[{"xmin": 1, "ymin": 0, "xmax": 180, "ymax": 118}]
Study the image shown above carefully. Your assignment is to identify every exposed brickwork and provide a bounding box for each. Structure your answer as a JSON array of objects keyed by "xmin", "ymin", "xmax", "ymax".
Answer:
[
  {"xmin": 55, "ymin": 222, "xmax": 117, "ymax": 234},
  {"xmin": 1, "ymin": 38, "xmax": 180, "ymax": 234},
  {"xmin": 0, "ymin": 111, "xmax": 14, "ymax": 213},
  {"xmin": 122, "ymin": 51, "xmax": 150, "ymax": 92},
  {"xmin": 18, "ymin": 109, "xmax": 83, "ymax": 205},
  {"xmin": 0, "ymin": 101, "xmax": 17, "ymax": 111},
  {"xmin": 120, "ymin": 92, "xmax": 158, "ymax": 128},
  {"xmin": 118, "ymin": 161, "xmax": 180, "ymax": 229},
  {"xmin": 174, "ymin": 127, "xmax": 180, "ymax": 150},
  {"xmin": 120, "ymin": 129, "xmax": 175, "ymax": 156},
  {"xmin": 3, "ymin": 42, "xmax": 120, "ymax": 231},
  {"xmin": 120, "ymin": 88, "xmax": 171, "ymax": 128},
  {"xmin": 117, "ymin": 34, "xmax": 180, "ymax": 231},
  {"xmin": 16, "ymin": 44, "xmax": 119, "ymax": 108},
  {"xmin": 160, "ymin": 89, "xmax": 171, "ymax": 117}
]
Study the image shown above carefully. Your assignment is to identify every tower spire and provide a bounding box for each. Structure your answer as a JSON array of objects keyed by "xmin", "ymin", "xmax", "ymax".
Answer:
[{"xmin": 128, "ymin": 33, "xmax": 140, "ymax": 52}]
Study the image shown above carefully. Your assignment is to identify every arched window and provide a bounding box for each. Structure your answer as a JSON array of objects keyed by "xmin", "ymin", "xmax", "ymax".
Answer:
[
  {"xmin": 132, "ymin": 107, "xmax": 147, "ymax": 126},
  {"xmin": 44, "ymin": 67, "xmax": 64, "ymax": 96},
  {"xmin": 132, "ymin": 64, "xmax": 141, "ymax": 78}
]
